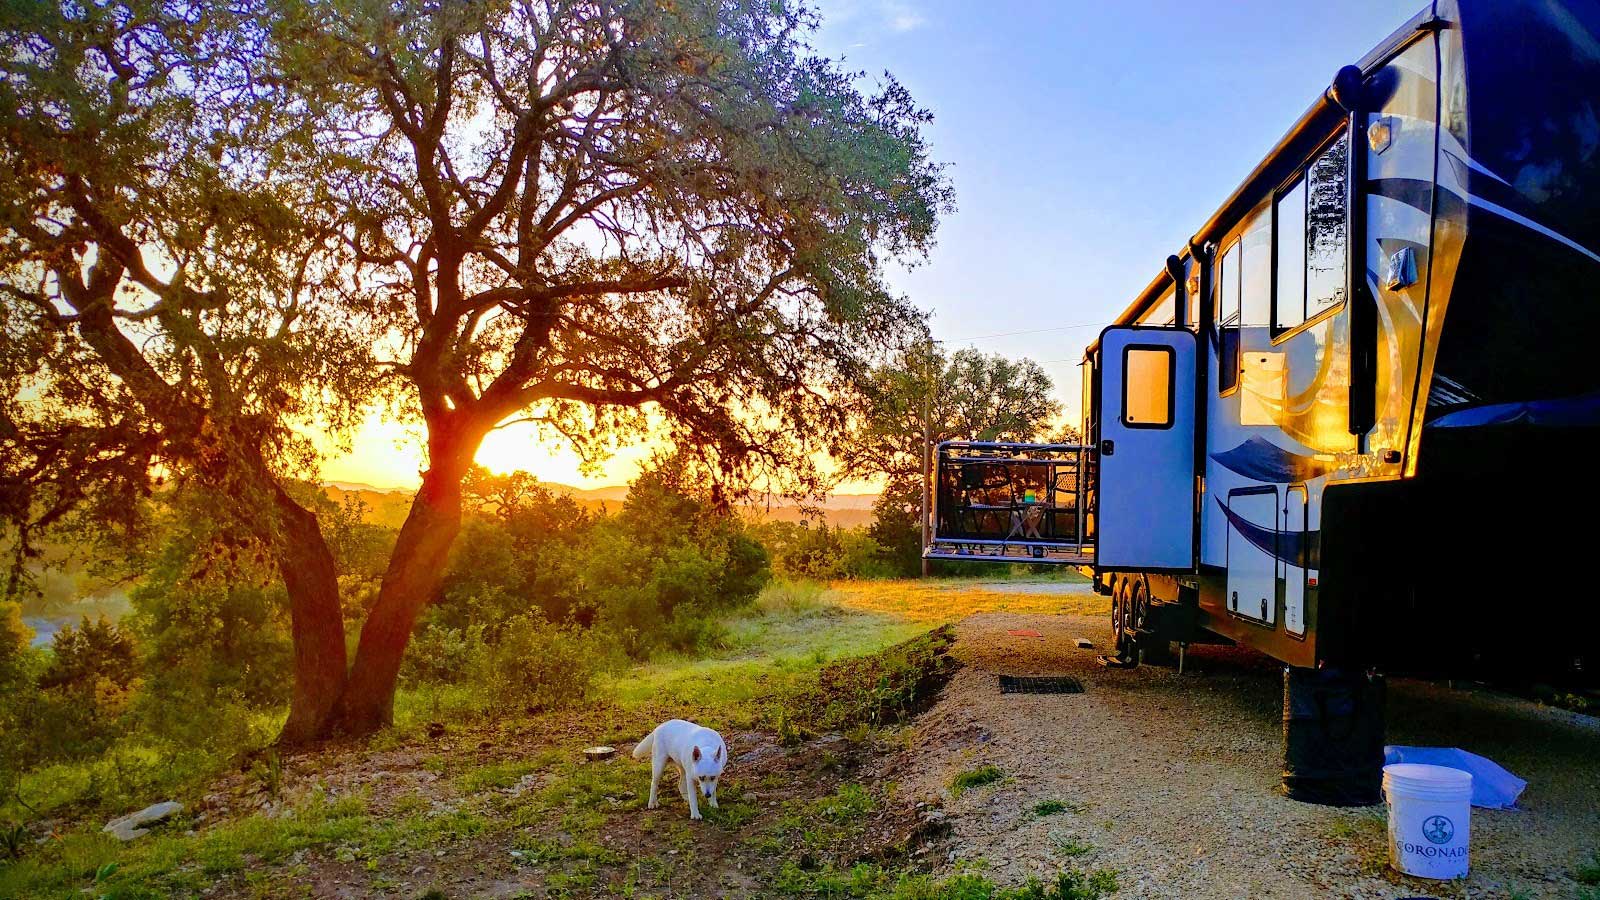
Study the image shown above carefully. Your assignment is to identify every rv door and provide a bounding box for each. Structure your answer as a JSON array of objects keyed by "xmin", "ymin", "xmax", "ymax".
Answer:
[{"xmin": 1094, "ymin": 327, "xmax": 1197, "ymax": 571}]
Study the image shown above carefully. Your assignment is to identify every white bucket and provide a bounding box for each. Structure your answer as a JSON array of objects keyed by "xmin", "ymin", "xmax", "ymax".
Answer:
[{"xmin": 1383, "ymin": 763, "xmax": 1472, "ymax": 879}]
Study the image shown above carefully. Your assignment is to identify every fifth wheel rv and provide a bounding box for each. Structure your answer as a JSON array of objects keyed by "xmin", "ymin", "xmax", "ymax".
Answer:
[{"xmin": 926, "ymin": 0, "xmax": 1600, "ymax": 803}]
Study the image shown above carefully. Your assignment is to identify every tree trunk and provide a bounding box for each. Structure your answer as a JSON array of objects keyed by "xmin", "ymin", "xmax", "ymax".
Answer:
[
  {"xmin": 332, "ymin": 443, "xmax": 473, "ymax": 736},
  {"xmin": 271, "ymin": 483, "xmax": 351, "ymax": 746}
]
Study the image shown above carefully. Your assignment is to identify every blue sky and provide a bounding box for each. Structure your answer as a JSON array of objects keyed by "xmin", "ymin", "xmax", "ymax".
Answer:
[
  {"xmin": 812, "ymin": 0, "xmax": 1419, "ymax": 425},
  {"xmin": 325, "ymin": 0, "xmax": 1421, "ymax": 490}
]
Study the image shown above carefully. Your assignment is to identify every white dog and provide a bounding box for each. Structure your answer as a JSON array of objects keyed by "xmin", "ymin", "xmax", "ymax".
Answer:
[{"xmin": 632, "ymin": 719, "xmax": 726, "ymax": 820}]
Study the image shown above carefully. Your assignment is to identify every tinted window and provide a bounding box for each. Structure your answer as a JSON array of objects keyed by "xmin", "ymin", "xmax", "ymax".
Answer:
[{"xmin": 1275, "ymin": 133, "xmax": 1349, "ymax": 332}]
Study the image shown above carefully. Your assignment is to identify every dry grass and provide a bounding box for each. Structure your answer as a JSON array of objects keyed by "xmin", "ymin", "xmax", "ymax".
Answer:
[{"xmin": 823, "ymin": 575, "xmax": 1102, "ymax": 625}]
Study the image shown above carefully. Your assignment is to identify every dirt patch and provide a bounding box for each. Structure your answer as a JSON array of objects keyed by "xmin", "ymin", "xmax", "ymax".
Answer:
[
  {"xmin": 884, "ymin": 611, "xmax": 1600, "ymax": 899},
  {"xmin": 785, "ymin": 624, "xmax": 961, "ymax": 736}
]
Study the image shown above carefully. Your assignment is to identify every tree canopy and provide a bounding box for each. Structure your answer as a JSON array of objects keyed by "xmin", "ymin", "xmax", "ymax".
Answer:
[
  {"xmin": 837, "ymin": 344, "xmax": 1063, "ymax": 488},
  {"xmin": 2, "ymin": 0, "xmax": 954, "ymax": 739}
]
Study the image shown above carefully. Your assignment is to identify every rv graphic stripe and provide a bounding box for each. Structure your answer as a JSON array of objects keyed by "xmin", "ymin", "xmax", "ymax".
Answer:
[
  {"xmin": 1210, "ymin": 437, "xmax": 1338, "ymax": 483},
  {"xmin": 1216, "ymin": 498, "xmax": 1319, "ymax": 570}
]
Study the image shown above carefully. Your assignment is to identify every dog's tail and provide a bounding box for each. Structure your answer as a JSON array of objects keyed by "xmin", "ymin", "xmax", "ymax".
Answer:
[{"xmin": 631, "ymin": 729, "xmax": 655, "ymax": 760}]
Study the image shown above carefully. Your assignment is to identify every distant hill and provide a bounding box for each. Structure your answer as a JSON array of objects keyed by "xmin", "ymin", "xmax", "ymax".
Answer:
[{"xmin": 322, "ymin": 482, "xmax": 879, "ymax": 528}]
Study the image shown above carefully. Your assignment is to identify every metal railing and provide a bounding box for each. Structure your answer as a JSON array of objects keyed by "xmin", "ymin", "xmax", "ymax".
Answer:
[{"xmin": 922, "ymin": 441, "xmax": 1095, "ymax": 565}]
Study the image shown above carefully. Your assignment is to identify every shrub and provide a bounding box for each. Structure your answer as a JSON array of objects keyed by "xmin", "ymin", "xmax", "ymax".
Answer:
[
  {"xmin": 581, "ymin": 467, "xmax": 771, "ymax": 657},
  {"xmin": 475, "ymin": 614, "xmax": 607, "ymax": 712},
  {"xmin": 400, "ymin": 618, "xmax": 489, "ymax": 687},
  {"xmin": 762, "ymin": 522, "xmax": 889, "ymax": 581}
]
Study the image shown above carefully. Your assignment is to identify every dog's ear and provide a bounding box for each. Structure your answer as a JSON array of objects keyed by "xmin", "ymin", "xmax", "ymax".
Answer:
[
  {"xmin": 692, "ymin": 746, "xmax": 701, "ymax": 762},
  {"xmin": 714, "ymin": 746, "xmax": 721, "ymax": 762}
]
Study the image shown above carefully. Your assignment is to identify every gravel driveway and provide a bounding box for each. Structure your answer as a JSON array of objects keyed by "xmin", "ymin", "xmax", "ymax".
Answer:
[{"xmin": 888, "ymin": 610, "xmax": 1600, "ymax": 899}]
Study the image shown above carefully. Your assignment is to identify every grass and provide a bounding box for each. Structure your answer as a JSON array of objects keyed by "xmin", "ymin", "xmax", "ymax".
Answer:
[
  {"xmin": 1577, "ymin": 851, "xmax": 1600, "ymax": 885},
  {"xmin": 4, "ymin": 574, "xmax": 1092, "ymax": 898},
  {"xmin": 824, "ymin": 575, "xmax": 1096, "ymax": 626},
  {"xmin": 1047, "ymin": 831, "xmax": 1093, "ymax": 858},
  {"xmin": 774, "ymin": 863, "xmax": 1118, "ymax": 899},
  {"xmin": 949, "ymin": 765, "xmax": 1004, "ymax": 799},
  {"xmin": 815, "ymin": 783, "xmax": 877, "ymax": 822},
  {"xmin": 783, "ymin": 625, "xmax": 960, "ymax": 735},
  {"xmin": 1033, "ymin": 800, "xmax": 1067, "ymax": 817}
]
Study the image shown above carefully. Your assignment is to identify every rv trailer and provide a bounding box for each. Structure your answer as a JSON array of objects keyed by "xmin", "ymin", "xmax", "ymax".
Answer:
[{"xmin": 926, "ymin": 0, "xmax": 1600, "ymax": 803}]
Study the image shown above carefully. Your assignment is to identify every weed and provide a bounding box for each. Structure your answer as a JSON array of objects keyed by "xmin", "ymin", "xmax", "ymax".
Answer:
[
  {"xmin": 457, "ymin": 758, "xmax": 543, "ymax": 793},
  {"xmin": 249, "ymin": 748, "xmax": 284, "ymax": 800},
  {"xmin": 950, "ymin": 765, "xmax": 1003, "ymax": 799},
  {"xmin": 1, "ymin": 822, "xmax": 28, "ymax": 861},
  {"xmin": 1048, "ymin": 830, "xmax": 1092, "ymax": 857},
  {"xmin": 1033, "ymin": 800, "xmax": 1068, "ymax": 817},
  {"xmin": 775, "ymin": 708, "xmax": 809, "ymax": 748},
  {"xmin": 816, "ymin": 784, "xmax": 876, "ymax": 822},
  {"xmin": 1578, "ymin": 851, "xmax": 1600, "ymax": 885},
  {"xmin": 702, "ymin": 800, "xmax": 758, "ymax": 829}
]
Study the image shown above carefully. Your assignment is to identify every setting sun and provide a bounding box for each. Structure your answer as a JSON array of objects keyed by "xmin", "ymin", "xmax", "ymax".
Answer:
[{"xmin": 318, "ymin": 413, "xmax": 660, "ymax": 490}]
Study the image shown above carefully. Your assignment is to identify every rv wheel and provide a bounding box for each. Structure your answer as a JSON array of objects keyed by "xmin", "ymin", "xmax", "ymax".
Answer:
[{"xmin": 1112, "ymin": 578, "xmax": 1135, "ymax": 660}]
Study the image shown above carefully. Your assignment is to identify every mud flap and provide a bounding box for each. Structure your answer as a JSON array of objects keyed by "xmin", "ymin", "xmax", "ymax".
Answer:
[{"xmin": 1281, "ymin": 666, "xmax": 1386, "ymax": 806}]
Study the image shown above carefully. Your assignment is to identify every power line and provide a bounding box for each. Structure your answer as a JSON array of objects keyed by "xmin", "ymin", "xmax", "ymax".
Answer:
[{"xmin": 946, "ymin": 320, "xmax": 1109, "ymax": 343}]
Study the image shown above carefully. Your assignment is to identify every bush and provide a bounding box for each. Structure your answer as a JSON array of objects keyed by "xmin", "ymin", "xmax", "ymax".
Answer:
[
  {"xmin": 761, "ymin": 521, "xmax": 892, "ymax": 581},
  {"xmin": 581, "ymin": 468, "xmax": 770, "ymax": 657},
  {"xmin": 400, "ymin": 618, "xmax": 489, "ymax": 687},
  {"xmin": 474, "ymin": 614, "xmax": 608, "ymax": 712}
]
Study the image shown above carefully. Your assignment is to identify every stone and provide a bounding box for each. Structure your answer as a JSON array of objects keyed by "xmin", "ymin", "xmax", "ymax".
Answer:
[{"xmin": 103, "ymin": 801, "xmax": 183, "ymax": 841}]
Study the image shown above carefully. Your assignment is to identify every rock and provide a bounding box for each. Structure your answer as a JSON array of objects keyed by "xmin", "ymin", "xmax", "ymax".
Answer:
[{"xmin": 103, "ymin": 801, "xmax": 183, "ymax": 841}]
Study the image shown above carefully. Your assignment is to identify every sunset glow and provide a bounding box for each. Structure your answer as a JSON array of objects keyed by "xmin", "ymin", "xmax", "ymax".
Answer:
[{"xmin": 317, "ymin": 413, "xmax": 659, "ymax": 490}]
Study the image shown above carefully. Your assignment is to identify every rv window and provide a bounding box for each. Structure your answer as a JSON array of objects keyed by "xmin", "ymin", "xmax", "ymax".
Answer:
[
  {"xmin": 1240, "ymin": 211, "xmax": 1271, "ymax": 326},
  {"xmin": 1122, "ymin": 346, "xmax": 1173, "ymax": 429},
  {"xmin": 1275, "ymin": 178, "xmax": 1308, "ymax": 330},
  {"xmin": 1218, "ymin": 241, "xmax": 1242, "ymax": 394},
  {"xmin": 1274, "ymin": 133, "xmax": 1350, "ymax": 333},
  {"xmin": 1305, "ymin": 134, "xmax": 1349, "ymax": 317}
]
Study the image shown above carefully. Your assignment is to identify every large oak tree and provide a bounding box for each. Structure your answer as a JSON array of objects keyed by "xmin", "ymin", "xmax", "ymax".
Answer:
[
  {"xmin": 274, "ymin": 0, "xmax": 952, "ymax": 734},
  {"xmin": 3, "ymin": 0, "xmax": 950, "ymax": 741}
]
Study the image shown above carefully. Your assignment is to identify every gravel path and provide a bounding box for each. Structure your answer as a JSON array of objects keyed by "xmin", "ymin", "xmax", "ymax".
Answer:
[{"xmin": 889, "ymin": 610, "xmax": 1600, "ymax": 899}]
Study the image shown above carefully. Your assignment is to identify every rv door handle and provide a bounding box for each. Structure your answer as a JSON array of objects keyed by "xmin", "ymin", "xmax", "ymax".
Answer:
[{"xmin": 1100, "ymin": 439, "xmax": 1115, "ymax": 456}]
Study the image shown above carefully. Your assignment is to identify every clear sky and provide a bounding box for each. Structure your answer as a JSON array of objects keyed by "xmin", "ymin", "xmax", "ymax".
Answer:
[{"xmin": 321, "ymin": 0, "xmax": 1420, "ymax": 491}]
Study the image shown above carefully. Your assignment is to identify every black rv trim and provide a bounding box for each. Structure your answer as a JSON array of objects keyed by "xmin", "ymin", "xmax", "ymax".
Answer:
[{"xmin": 1332, "ymin": 63, "xmax": 1377, "ymax": 445}]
